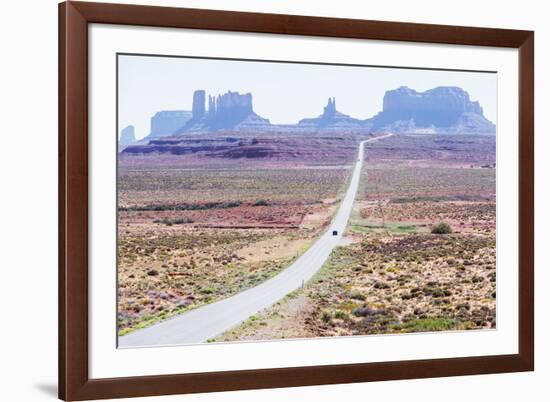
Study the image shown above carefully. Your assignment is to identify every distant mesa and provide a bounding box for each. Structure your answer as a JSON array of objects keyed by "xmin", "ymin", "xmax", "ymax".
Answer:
[
  {"xmin": 365, "ymin": 86, "xmax": 495, "ymax": 134},
  {"xmin": 192, "ymin": 90, "xmax": 206, "ymax": 120},
  {"xmin": 168, "ymin": 86, "xmax": 494, "ymax": 135},
  {"xmin": 298, "ymin": 97, "xmax": 364, "ymax": 131},
  {"xmin": 123, "ymin": 85, "xmax": 495, "ymax": 157},
  {"xmin": 175, "ymin": 90, "xmax": 271, "ymax": 134},
  {"xmin": 119, "ymin": 125, "xmax": 136, "ymax": 150},
  {"xmin": 147, "ymin": 110, "xmax": 193, "ymax": 138},
  {"xmin": 169, "ymin": 86, "xmax": 495, "ymax": 135}
]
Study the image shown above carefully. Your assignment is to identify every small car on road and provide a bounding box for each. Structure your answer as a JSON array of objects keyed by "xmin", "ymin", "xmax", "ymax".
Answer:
[{"xmin": 332, "ymin": 230, "xmax": 338, "ymax": 236}]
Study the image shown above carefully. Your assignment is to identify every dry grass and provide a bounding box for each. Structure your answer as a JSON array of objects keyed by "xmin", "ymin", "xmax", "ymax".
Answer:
[
  {"xmin": 117, "ymin": 165, "xmax": 351, "ymax": 335},
  {"xmin": 215, "ymin": 135, "xmax": 496, "ymax": 342}
]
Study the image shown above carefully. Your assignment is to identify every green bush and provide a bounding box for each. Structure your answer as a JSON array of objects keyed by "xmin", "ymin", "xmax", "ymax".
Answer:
[
  {"xmin": 320, "ymin": 310, "xmax": 332, "ymax": 324},
  {"xmin": 431, "ymin": 221, "xmax": 452, "ymax": 234},
  {"xmin": 252, "ymin": 199, "xmax": 269, "ymax": 206},
  {"xmin": 334, "ymin": 310, "xmax": 348, "ymax": 320}
]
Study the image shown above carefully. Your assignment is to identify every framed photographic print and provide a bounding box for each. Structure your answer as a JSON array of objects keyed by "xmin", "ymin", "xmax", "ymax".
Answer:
[{"xmin": 59, "ymin": 1, "xmax": 534, "ymax": 400}]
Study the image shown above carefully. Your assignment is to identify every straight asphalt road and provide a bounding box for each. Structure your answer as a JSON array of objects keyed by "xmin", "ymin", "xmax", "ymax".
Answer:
[{"xmin": 119, "ymin": 134, "xmax": 392, "ymax": 348}]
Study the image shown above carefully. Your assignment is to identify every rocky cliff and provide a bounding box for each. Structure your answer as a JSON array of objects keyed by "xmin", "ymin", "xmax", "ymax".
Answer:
[
  {"xmin": 119, "ymin": 125, "xmax": 136, "ymax": 146},
  {"xmin": 176, "ymin": 90, "xmax": 271, "ymax": 133},
  {"xmin": 192, "ymin": 90, "xmax": 206, "ymax": 120},
  {"xmin": 364, "ymin": 86, "xmax": 495, "ymax": 134},
  {"xmin": 133, "ymin": 86, "xmax": 494, "ymax": 141},
  {"xmin": 298, "ymin": 97, "xmax": 364, "ymax": 131},
  {"xmin": 148, "ymin": 110, "xmax": 193, "ymax": 138}
]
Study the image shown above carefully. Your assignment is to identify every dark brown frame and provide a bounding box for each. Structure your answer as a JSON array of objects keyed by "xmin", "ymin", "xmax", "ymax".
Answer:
[{"xmin": 59, "ymin": 1, "xmax": 534, "ymax": 400}]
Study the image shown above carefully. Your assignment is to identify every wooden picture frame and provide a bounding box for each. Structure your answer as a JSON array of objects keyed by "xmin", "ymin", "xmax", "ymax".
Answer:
[{"xmin": 59, "ymin": 1, "xmax": 534, "ymax": 400}]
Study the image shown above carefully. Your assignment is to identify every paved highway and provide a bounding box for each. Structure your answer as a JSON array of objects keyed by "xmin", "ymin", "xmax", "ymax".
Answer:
[{"xmin": 119, "ymin": 134, "xmax": 391, "ymax": 348}]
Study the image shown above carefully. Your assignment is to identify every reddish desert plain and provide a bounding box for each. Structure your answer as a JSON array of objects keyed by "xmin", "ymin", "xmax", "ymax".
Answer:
[{"xmin": 117, "ymin": 132, "xmax": 496, "ymax": 342}]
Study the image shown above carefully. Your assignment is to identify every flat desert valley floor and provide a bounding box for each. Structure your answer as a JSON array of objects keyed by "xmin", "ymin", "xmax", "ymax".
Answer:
[{"xmin": 117, "ymin": 133, "xmax": 496, "ymax": 342}]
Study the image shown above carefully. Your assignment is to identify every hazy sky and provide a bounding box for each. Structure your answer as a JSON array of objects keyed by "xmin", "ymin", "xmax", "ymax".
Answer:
[{"xmin": 118, "ymin": 54, "xmax": 497, "ymax": 140}]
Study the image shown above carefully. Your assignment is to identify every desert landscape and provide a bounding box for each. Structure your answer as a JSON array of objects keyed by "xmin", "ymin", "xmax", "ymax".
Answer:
[
  {"xmin": 117, "ymin": 136, "xmax": 360, "ymax": 335},
  {"xmin": 215, "ymin": 134, "xmax": 496, "ymax": 341},
  {"xmin": 117, "ymin": 55, "xmax": 497, "ymax": 346}
]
